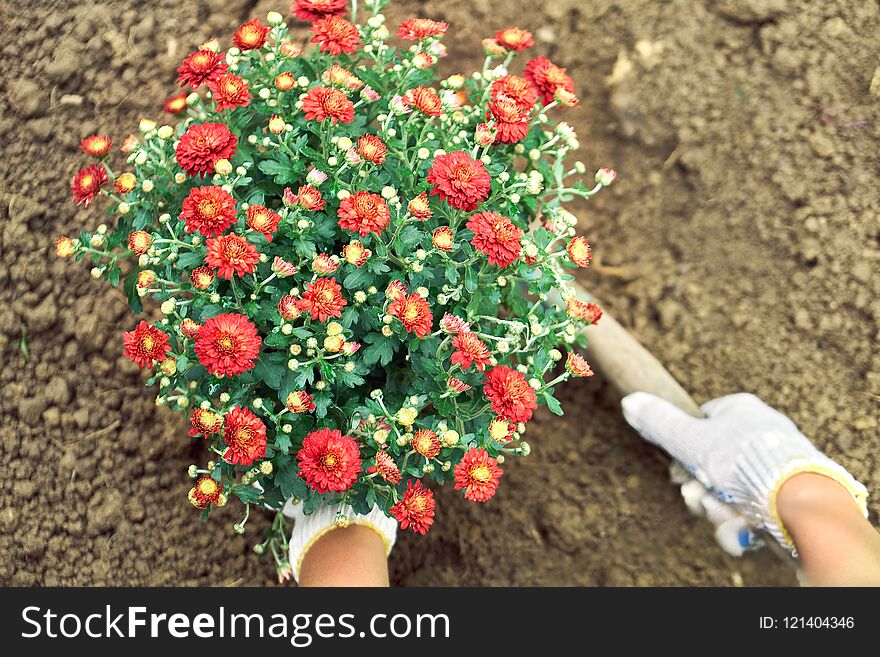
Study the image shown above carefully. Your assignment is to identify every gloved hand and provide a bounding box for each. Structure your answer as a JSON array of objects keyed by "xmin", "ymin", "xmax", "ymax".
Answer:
[
  {"xmin": 282, "ymin": 499, "xmax": 398, "ymax": 583},
  {"xmin": 622, "ymin": 392, "xmax": 868, "ymax": 556}
]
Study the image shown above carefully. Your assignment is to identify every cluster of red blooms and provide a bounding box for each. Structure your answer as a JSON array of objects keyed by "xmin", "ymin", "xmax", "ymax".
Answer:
[{"xmin": 60, "ymin": 0, "xmax": 611, "ymax": 546}]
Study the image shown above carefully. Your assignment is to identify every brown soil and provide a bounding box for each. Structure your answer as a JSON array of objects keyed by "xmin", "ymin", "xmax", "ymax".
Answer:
[{"xmin": 2, "ymin": 0, "xmax": 877, "ymax": 586}]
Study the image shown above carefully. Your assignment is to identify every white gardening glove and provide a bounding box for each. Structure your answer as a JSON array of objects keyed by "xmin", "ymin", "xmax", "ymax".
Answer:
[
  {"xmin": 622, "ymin": 392, "xmax": 868, "ymax": 556},
  {"xmin": 283, "ymin": 499, "xmax": 398, "ymax": 583}
]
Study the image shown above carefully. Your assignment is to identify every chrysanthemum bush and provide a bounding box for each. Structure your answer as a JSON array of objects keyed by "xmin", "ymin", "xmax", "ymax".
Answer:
[{"xmin": 58, "ymin": 0, "xmax": 614, "ymax": 575}]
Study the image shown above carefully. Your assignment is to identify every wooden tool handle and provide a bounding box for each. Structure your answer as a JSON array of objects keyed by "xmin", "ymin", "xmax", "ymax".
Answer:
[{"xmin": 566, "ymin": 281, "xmax": 706, "ymax": 418}]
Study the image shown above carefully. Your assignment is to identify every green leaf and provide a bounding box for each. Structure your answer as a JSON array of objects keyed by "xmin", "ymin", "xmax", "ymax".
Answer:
[
  {"xmin": 232, "ymin": 485, "xmax": 263, "ymax": 504},
  {"xmin": 175, "ymin": 250, "xmax": 205, "ymax": 270},
  {"xmin": 543, "ymin": 390, "xmax": 564, "ymax": 416},
  {"xmin": 123, "ymin": 269, "xmax": 143, "ymax": 314},
  {"xmin": 254, "ymin": 357, "xmax": 284, "ymax": 389},
  {"xmin": 464, "ymin": 264, "xmax": 479, "ymax": 293},
  {"xmin": 275, "ymin": 464, "xmax": 309, "ymax": 500}
]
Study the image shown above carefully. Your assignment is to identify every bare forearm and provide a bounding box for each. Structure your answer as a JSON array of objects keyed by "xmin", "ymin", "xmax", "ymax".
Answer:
[
  {"xmin": 777, "ymin": 473, "xmax": 880, "ymax": 586},
  {"xmin": 298, "ymin": 524, "xmax": 390, "ymax": 587}
]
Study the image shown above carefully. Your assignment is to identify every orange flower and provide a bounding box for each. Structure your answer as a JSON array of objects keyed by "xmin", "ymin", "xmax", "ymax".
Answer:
[
  {"xmin": 175, "ymin": 122, "xmax": 238, "ymax": 177},
  {"xmin": 301, "ymin": 86, "xmax": 355, "ymax": 124},
  {"xmin": 412, "ymin": 429, "xmax": 440, "ymax": 458},
  {"xmin": 322, "ymin": 65, "xmax": 363, "ymax": 91},
  {"xmin": 454, "ymin": 448, "xmax": 503, "ymax": 502},
  {"xmin": 177, "ymin": 49, "xmax": 228, "ymax": 89},
  {"xmin": 490, "ymin": 75, "xmax": 538, "ymax": 110},
  {"xmin": 524, "ymin": 55, "xmax": 576, "ymax": 105},
  {"xmin": 179, "ymin": 185, "xmax": 237, "ymax": 237},
  {"xmin": 368, "ymin": 451, "xmax": 401, "ymax": 484},
  {"xmin": 194, "ymin": 313, "xmax": 262, "ymax": 377},
  {"xmin": 295, "ymin": 184, "xmax": 326, "ymax": 210},
  {"xmin": 451, "ymin": 332, "xmax": 492, "ymax": 372},
  {"xmin": 233, "ymin": 18, "xmax": 269, "ymax": 51},
  {"xmin": 246, "ymin": 205, "xmax": 281, "ymax": 241},
  {"xmin": 310, "ymin": 15, "xmax": 360, "ymax": 55},
  {"xmin": 286, "ymin": 390, "xmax": 316, "ymax": 413},
  {"xmin": 567, "ymin": 236, "xmax": 591, "ymax": 267},
  {"xmin": 488, "ymin": 98, "xmax": 530, "ymax": 143},
  {"xmin": 296, "ymin": 277, "xmax": 347, "ymax": 322},
  {"xmin": 427, "ymin": 150, "xmax": 491, "ymax": 212},
  {"xmin": 275, "ymin": 72, "xmax": 296, "ymax": 91},
  {"xmin": 71, "ymin": 164, "xmax": 108, "ymax": 207},
  {"xmin": 565, "ymin": 298, "xmax": 602, "ymax": 324},
  {"xmin": 53, "ymin": 236, "xmax": 76, "ymax": 258},
  {"xmin": 357, "ymin": 135, "xmax": 387, "ymax": 164},
  {"xmin": 405, "ymin": 86, "xmax": 442, "ymax": 116},
  {"xmin": 127, "ymin": 231, "xmax": 152, "ymax": 255},
  {"xmin": 407, "ymin": 192, "xmax": 432, "ymax": 220},
  {"xmin": 80, "ymin": 134, "xmax": 112, "ymax": 156},
  {"xmin": 189, "ymin": 476, "xmax": 223, "ymax": 509},
  {"xmin": 343, "ymin": 240, "xmax": 371, "ymax": 267},
  {"xmin": 222, "ymin": 407, "xmax": 267, "ymax": 466},
  {"xmin": 388, "ymin": 292, "xmax": 433, "ymax": 338},
  {"xmin": 163, "ymin": 92, "xmax": 188, "ymax": 114},
  {"xmin": 122, "ymin": 321, "xmax": 171, "ymax": 368},
  {"xmin": 494, "ymin": 26, "xmax": 534, "ymax": 51},
  {"xmin": 397, "ymin": 18, "xmax": 448, "ymax": 41},
  {"xmin": 565, "ymin": 352, "xmax": 594, "ymax": 378},
  {"xmin": 337, "ymin": 191, "xmax": 390, "ymax": 236},
  {"xmin": 467, "ymin": 210, "xmax": 523, "ymax": 267},
  {"xmin": 180, "ymin": 318, "xmax": 202, "ymax": 338},
  {"xmin": 205, "ymin": 233, "xmax": 259, "ymax": 279},
  {"xmin": 391, "ymin": 480, "xmax": 435, "ymax": 534},
  {"xmin": 432, "ymin": 226, "xmax": 454, "ymax": 251},
  {"xmin": 208, "ymin": 73, "xmax": 251, "ymax": 111},
  {"xmin": 189, "ymin": 408, "xmax": 223, "ymax": 437},
  {"xmin": 278, "ymin": 294, "xmax": 302, "ymax": 321},
  {"xmin": 114, "ymin": 172, "xmax": 137, "ymax": 194},
  {"xmin": 483, "ymin": 365, "xmax": 537, "ymax": 424},
  {"xmin": 190, "ymin": 266, "xmax": 215, "ymax": 290}
]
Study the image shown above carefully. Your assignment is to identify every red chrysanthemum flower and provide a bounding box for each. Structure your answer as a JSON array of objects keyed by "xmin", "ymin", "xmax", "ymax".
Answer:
[
  {"xmin": 483, "ymin": 365, "xmax": 538, "ymax": 424},
  {"xmin": 188, "ymin": 408, "xmax": 223, "ymax": 437},
  {"xmin": 427, "ymin": 150, "xmax": 491, "ymax": 212},
  {"xmin": 447, "ymin": 377, "xmax": 471, "ymax": 393},
  {"xmin": 295, "ymin": 184, "xmax": 326, "ymax": 210},
  {"xmin": 189, "ymin": 476, "xmax": 223, "ymax": 509},
  {"xmin": 297, "ymin": 428, "xmax": 362, "ymax": 494},
  {"xmin": 194, "ymin": 313, "xmax": 262, "ymax": 377},
  {"xmin": 286, "ymin": 390, "xmax": 316, "ymax": 413},
  {"xmin": 80, "ymin": 134, "xmax": 112, "ymax": 156},
  {"xmin": 388, "ymin": 292, "xmax": 433, "ymax": 338},
  {"xmin": 490, "ymin": 75, "xmax": 539, "ymax": 110},
  {"xmin": 440, "ymin": 312, "xmax": 470, "ymax": 335},
  {"xmin": 122, "ymin": 321, "xmax": 170, "ymax": 368},
  {"xmin": 312, "ymin": 253, "xmax": 339, "ymax": 275},
  {"xmin": 357, "ymin": 134, "xmax": 387, "ymax": 164},
  {"xmin": 205, "ymin": 233, "xmax": 259, "ymax": 280},
  {"xmin": 246, "ymin": 205, "xmax": 281, "ymax": 241},
  {"xmin": 342, "ymin": 240, "xmax": 371, "ymax": 267},
  {"xmin": 368, "ymin": 451, "xmax": 401, "ymax": 485},
  {"xmin": 567, "ymin": 236, "xmax": 592, "ymax": 267},
  {"xmin": 397, "ymin": 18, "xmax": 448, "ymax": 41},
  {"xmin": 190, "ymin": 266, "xmax": 215, "ymax": 290},
  {"xmin": 291, "ymin": 0, "xmax": 347, "ymax": 21},
  {"xmin": 488, "ymin": 98, "xmax": 530, "ymax": 143},
  {"xmin": 450, "ymin": 332, "xmax": 492, "ymax": 372},
  {"xmin": 411, "ymin": 429, "xmax": 440, "ymax": 459},
  {"xmin": 524, "ymin": 55, "xmax": 576, "ymax": 105},
  {"xmin": 565, "ymin": 352, "xmax": 594, "ymax": 378},
  {"xmin": 175, "ymin": 122, "xmax": 238, "ymax": 177},
  {"xmin": 391, "ymin": 480, "xmax": 435, "ymax": 535},
  {"xmin": 467, "ymin": 210, "xmax": 523, "ymax": 267},
  {"xmin": 488, "ymin": 417, "xmax": 514, "ymax": 443},
  {"xmin": 385, "ymin": 280, "xmax": 408, "ymax": 301},
  {"xmin": 278, "ymin": 294, "xmax": 302, "ymax": 320},
  {"xmin": 296, "ymin": 277, "xmax": 347, "ymax": 322},
  {"xmin": 163, "ymin": 92, "xmax": 188, "ymax": 114},
  {"xmin": 310, "ymin": 15, "xmax": 360, "ymax": 55},
  {"xmin": 54, "ymin": 236, "xmax": 76, "ymax": 258},
  {"xmin": 565, "ymin": 298, "xmax": 602, "ymax": 324},
  {"xmin": 114, "ymin": 172, "xmax": 136, "ymax": 193},
  {"xmin": 454, "ymin": 448, "xmax": 503, "ymax": 502},
  {"xmin": 405, "ymin": 86, "xmax": 442, "ymax": 117},
  {"xmin": 179, "ymin": 185, "xmax": 237, "ymax": 237},
  {"xmin": 208, "ymin": 73, "xmax": 251, "ymax": 111},
  {"xmin": 127, "ymin": 230, "xmax": 152, "ymax": 255},
  {"xmin": 137, "ymin": 270, "xmax": 156, "ymax": 288},
  {"xmin": 494, "ymin": 26, "xmax": 534, "ymax": 51},
  {"xmin": 71, "ymin": 164, "xmax": 108, "ymax": 207},
  {"xmin": 222, "ymin": 406, "xmax": 267, "ymax": 466},
  {"xmin": 177, "ymin": 49, "xmax": 228, "ymax": 89},
  {"xmin": 337, "ymin": 191, "xmax": 390, "ymax": 236},
  {"xmin": 407, "ymin": 192, "xmax": 432, "ymax": 219},
  {"xmin": 432, "ymin": 226, "xmax": 455, "ymax": 251},
  {"xmin": 233, "ymin": 18, "xmax": 269, "ymax": 50},
  {"xmin": 180, "ymin": 318, "xmax": 202, "ymax": 338},
  {"xmin": 322, "ymin": 64, "xmax": 363, "ymax": 90},
  {"xmin": 301, "ymin": 85, "xmax": 355, "ymax": 124}
]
